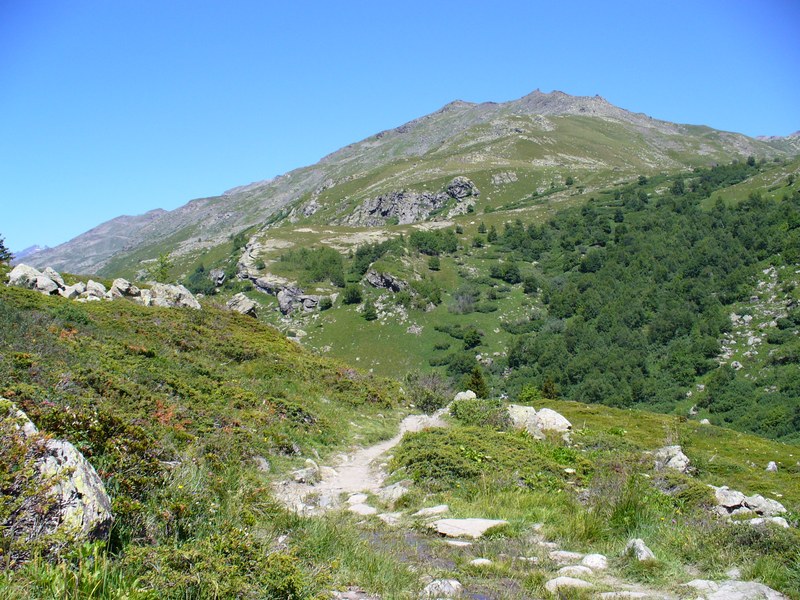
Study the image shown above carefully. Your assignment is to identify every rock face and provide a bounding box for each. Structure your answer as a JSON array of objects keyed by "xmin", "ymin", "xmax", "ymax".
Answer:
[
  {"xmin": 342, "ymin": 177, "xmax": 479, "ymax": 227},
  {"xmin": 507, "ymin": 405, "xmax": 572, "ymax": 440},
  {"xmin": 1, "ymin": 401, "xmax": 113, "ymax": 549},
  {"xmin": 364, "ymin": 269, "xmax": 407, "ymax": 292},
  {"xmin": 227, "ymin": 292, "xmax": 259, "ymax": 317},
  {"xmin": 653, "ymin": 445, "xmax": 691, "ymax": 473}
]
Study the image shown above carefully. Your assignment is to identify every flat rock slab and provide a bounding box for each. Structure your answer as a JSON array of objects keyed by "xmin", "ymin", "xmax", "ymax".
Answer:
[
  {"xmin": 549, "ymin": 550, "xmax": 586, "ymax": 564},
  {"xmin": 545, "ymin": 576, "xmax": 593, "ymax": 594},
  {"xmin": 599, "ymin": 593, "xmax": 651, "ymax": 599},
  {"xmin": 684, "ymin": 579, "xmax": 789, "ymax": 600},
  {"xmin": 348, "ymin": 503, "xmax": 377, "ymax": 516},
  {"xmin": 430, "ymin": 518, "xmax": 508, "ymax": 539},
  {"xmin": 414, "ymin": 504, "xmax": 449, "ymax": 517},
  {"xmin": 582, "ymin": 553, "xmax": 609, "ymax": 569},
  {"xmin": 445, "ymin": 540, "xmax": 473, "ymax": 548},
  {"xmin": 558, "ymin": 565, "xmax": 593, "ymax": 577}
]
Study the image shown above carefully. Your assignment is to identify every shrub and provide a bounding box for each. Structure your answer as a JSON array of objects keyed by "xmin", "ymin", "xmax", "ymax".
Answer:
[{"xmin": 342, "ymin": 284, "xmax": 362, "ymax": 305}]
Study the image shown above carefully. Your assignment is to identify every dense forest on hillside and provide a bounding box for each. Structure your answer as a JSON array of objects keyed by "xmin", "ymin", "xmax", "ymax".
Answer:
[{"xmin": 496, "ymin": 165, "xmax": 800, "ymax": 441}]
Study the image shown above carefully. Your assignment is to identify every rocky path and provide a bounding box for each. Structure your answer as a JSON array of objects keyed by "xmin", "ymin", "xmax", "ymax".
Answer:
[{"xmin": 273, "ymin": 407, "xmax": 449, "ymax": 514}]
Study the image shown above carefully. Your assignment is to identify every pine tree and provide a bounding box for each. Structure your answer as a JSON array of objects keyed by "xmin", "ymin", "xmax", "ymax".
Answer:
[
  {"xmin": 363, "ymin": 297, "xmax": 377, "ymax": 321},
  {"xmin": 0, "ymin": 235, "xmax": 12, "ymax": 265},
  {"xmin": 465, "ymin": 366, "xmax": 489, "ymax": 398}
]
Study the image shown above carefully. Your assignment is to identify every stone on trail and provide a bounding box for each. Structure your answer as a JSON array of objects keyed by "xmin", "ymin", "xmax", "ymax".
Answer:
[
  {"xmin": 558, "ymin": 565, "xmax": 593, "ymax": 577},
  {"xmin": 347, "ymin": 493, "xmax": 369, "ymax": 505},
  {"xmin": 544, "ymin": 576, "xmax": 593, "ymax": 594},
  {"xmin": 348, "ymin": 503, "xmax": 377, "ymax": 516},
  {"xmin": 581, "ymin": 553, "xmax": 609, "ymax": 569},
  {"xmin": 413, "ymin": 504, "xmax": 449, "ymax": 517},
  {"xmin": 624, "ymin": 538, "xmax": 656, "ymax": 561},
  {"xmin": 377, "ymin": 512, "xmax": 402, "ymax": 526},
  {"xmin": 430, "ymin": 517, "xmax": 508, "ymax": 539},
  {"xmin": 599, "ymin": 593, "xmax": 650, "ymax": 599},
  {"xmin": 549, "ymin": 550, "xmax": 585, "ymax": 564}
]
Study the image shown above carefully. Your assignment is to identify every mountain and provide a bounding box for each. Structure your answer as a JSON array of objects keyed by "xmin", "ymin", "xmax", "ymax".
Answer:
[
  {"xmin": 11, "ymin": 244, "xmax": 47, "ymax": 263},
  {"xmin": 27, "ymin": 90, "xmax": 795, "ymax": 276}
]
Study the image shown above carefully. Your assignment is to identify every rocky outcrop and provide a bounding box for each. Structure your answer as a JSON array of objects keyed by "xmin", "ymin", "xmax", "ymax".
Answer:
[
  {"xmin": 6, "ymin": 264, "xmax": 201, "ymax": 310},
  {"xmin": 227, "ymin": 293, "xmax": 259, "ymax": 317},
  {"xmin": 209, "ymin": 268, "xmax": 226, "ymax": 287},
  {"xmin": 364, "ymin": 269, "xmax": 407, "ymax": 292},
  {"xmin": 710, "ymin": 485, "xmax": 787, "ymax": 522},
  {"xmin": 276, "ymin": 287, "xmax": 319, "ymax": 315},
  {"xmin": 341, "ymin": 177, "xmax": 479, "ymax": 227},
  {"xmin": 1, "ymin": 400, "xmax": 113, "ymax": 551}
]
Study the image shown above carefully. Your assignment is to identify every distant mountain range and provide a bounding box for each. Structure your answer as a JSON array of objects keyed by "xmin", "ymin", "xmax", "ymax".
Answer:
[{"xmin": 26, "ymin": 89, "xmax": 798, "ymax": 276}]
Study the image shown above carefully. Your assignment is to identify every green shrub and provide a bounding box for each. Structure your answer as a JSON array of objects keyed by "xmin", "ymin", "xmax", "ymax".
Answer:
[{"xmin": 449, "ymin": 397, "xmax": 508, "ymax": 429}]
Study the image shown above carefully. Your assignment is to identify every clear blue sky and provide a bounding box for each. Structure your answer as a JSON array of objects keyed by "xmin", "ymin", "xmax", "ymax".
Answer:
[{"xmin": 2, "ymin": 0, "xmax": 798, "ymax": 252}]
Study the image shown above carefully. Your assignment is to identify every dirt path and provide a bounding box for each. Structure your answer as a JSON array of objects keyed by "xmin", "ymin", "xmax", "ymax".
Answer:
[{"xmin": 273, "ymin": 408, "xmax": 448, "ymax": 513}]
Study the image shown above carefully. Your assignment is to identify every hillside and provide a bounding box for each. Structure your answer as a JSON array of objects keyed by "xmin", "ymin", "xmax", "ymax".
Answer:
[
  {"xmin": 1, "ymin": 284, "xmax": 799, "ymax": 599},
  {"xmin": 26, "ymin": 90, "xmax": 794, "ymax": 277}
]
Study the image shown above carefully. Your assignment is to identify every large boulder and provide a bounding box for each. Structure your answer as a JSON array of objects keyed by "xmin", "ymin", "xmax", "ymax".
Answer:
[
  {"xmin": 148, "ymin": 283, "xmax": 201, "ymax": 309},
  {"xmin": 110, "ymin": 278, "xmax": 140, "ymax": 298},
  {"xmin": 507, "ymin": 405, "xmax": 572, "ymax": 440},
  {"xmin": 446, "ymin": 176, "xmax": 480, "ymax": 200},
  {"xmin": 84, "ymin": 280, "xmax": 107, "ymax": 298},
  {"xmin": 653, "ymin": 445, "xmax": 691, "ymax": 473},
  {"xmin": 60, "ymin": 281, "xmax": 86, "ymax": 299},
  {"xmin": 227, "ymin": 293, "xmax": 259, "ymax": 318},
  {"xmin": 34, "ymin": 275, "xmax": 59, "ymax": 295},
  {"xmin": 7, "ymin": 264, "xmax": 43, "ymax": 289},
  {"xmin": 0, "ymin": 400, "xmax": 114, "ymax": 551},
  {"xmin": 43, "ymin": 267, "xmax": 65, "ymax": 288},
  {"xmin": 453, "ymin": 390, "xmax": 477, "ymax": 402}
]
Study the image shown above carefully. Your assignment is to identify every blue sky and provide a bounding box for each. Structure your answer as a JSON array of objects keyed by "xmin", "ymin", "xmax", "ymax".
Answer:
[{"xmin": 2, "ymin": 0, "xmax": 798, "ymax": 252}]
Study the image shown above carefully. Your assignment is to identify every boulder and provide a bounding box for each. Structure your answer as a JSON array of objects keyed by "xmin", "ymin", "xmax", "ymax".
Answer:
[
  {"xmin": 624, "ymin": 538, "xmax": 656, "ymax": 561},
  {"xmin": 683, "ymin": 579, "xmax": 788, "ymax": 600},
  {"xmin": 446, "ymin": 176, "xmax": 480, "ymax": 200},
  {"xmin": 0, "ymin": 401, "xmax": 113, "ymax": 548},
  {"xmin": 209, "ymin": 268, "xmax": 226, "ymax": 287},
  {"xmin": 766, "ymin": 461, "xmax": 778, "ymax": 472},
  {"xmin": 430, "ymin": 517, "xmax": 508, "ymax": 539},
  {"xmin": 277, "ymin": 287, "xmax": 303, "ymax": 314},
  {"xmin": 365, "ymin": 269, "xmax": 407, "ymax": 292},
  {"xmin": 43, "ymin": 267, "xmax": 65, "ymax": 288},
  {"xmin": 148, "ymin": 283, "xmax": 201, "ymax": 309},
  {"xmin": 508, "ymin": 405, "xmax": 572, "ymax": 440},
  {"xmin": 85, "ymin": 280, "xmax": 107, "ymax": 298},
  {"xmin": 712, "ymin": 486, "xmax": 746, "ymax": 509},
  {"xmin": 581, "ymin": 553, "xmax": 609, "ymax": 569},
  {"xmin": 544, "ymin": 577, "xmax": 592, "ymax": 594},
  {"xmin": 453, "ymin": 390, "xmax": 477, "ymax": 402},
  {"xmin": 60, "ymin": 282, "xmax": 86, "ymax": 299},
  {"xmin": 227, "ymin": 292, "xmax": 259, "ymax": 317},
  {"xmin": 34, "ymin": 275, "xmax": 59, "ymax": 295},
  {"xmin": 653, "ymin": 445, "xmax": 691, "ymax": 473},
  {"xmin": 6, "ymin": 263, "xmax": 42, "ymax": 288},
  {"xmin": 299, "ymin": 295, "xmax": 320, "ymax": 312},
  {"xmin": 110, "ymin": 278, "xmax": 140, "ymax": 297},
  {"xmin": 422, "ymin": 579, "xmax": 462, "ymax": 598},
  {"xmin": 743, "ymin": 494, "xmax": 786, "ymax": 517}
]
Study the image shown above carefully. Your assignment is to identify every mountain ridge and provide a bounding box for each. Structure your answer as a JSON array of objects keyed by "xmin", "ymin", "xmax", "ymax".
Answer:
[{"xmin": 25, "ymin": 89, "xmax": 797, "ymax": 276}]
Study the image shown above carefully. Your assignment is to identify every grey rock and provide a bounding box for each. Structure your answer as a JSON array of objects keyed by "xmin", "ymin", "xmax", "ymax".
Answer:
[
  {"xmin": 744, "ymin": 494, "xmax": 787, "ymax": 517},
  {"xmin": 445, "ymin": 176, "xmax": 480, "ymax": 200},
  {"xmin": 85, "ymin": 280, "xmax": 107, "ymax": 298},
  {"xmin": 684, "ymin": 579, "xmax": 788, "ymax": 599},
  {"xmin": 558, "ymin": 565, "xmax": 593, "ymax": 577},
  {"xmin": 745, "ymin": 517, "xmax": 789, "ymax": 528},
  {"xmin": 148, "ymin": 283, "xmax": 201, "ymax": 309},
  {"xmin": 549, "ymin": 550, "xmax": 585, "ymax": 564},
  {"xmin": 43, "ymin": 267, "xmax": 65, "ymax": 288},
  {"xmin": 277, "ymin": 286, "xmax": 304, "ymax": 314},
  {"xmin": 624, "ymin": 538, "xmax": 656, "ymax": 561},
  {"xmin": 712, "ymin": 486, "xmax": 746, "ymax": 509},
  {"xmin": 59, "ymin": 282, "xmax": 85, "ymax": 299},
  {"xmin": 347, "ymin": 503, "xmax": 377, "ymax": 516},
  {"xmin": 110, "ymin": 278, "xmax": 140, "ymax": 297},
  {"xmin": 422, "ymin": 579, "xmax": 463, "ymax": 598},
  {"xmin": 453, "ymin": 390, "xmax": 477, "ymax": 402},
  {"xmin": 700, "ymin": 418, "xmax": 711, "ymax": 425},
  {"xmin": 508, "ymin": 405, "xmax": 572, "ymax": 440},
  {"xmin": 653, "ymin": 445, "xmax": 691, "ymax": 473},
  {"xmin": 34, "ymin": 275, "xmax": 59, "ymax": 295},
  {"xmin": 544, "ymin": 576, "xmax": 593, "ymax": 594},
  {"xmin": 209, "ymin": 268, "xmax": 226, "ymax": 286},
  {"xmin": 581, "ymin": 553, "xmax": 609, "ymax": 569},
  {"xmin": 414, "ymin": 504, "xmax": 449, "ymax": 517},
  {"xmin": 365, "ymin": 269, "xmax": 408, "ymax": 292},
  {"xmin": 766, "ymin": 461, "xmax": 778, "ymax": 472},
  {"xmin": 227, "ymin": 292, "xmax": 259, "ymax": 317},
  {"xmin": 1, "ymin": 401, "xmax": 113, "ymax": 546},
  {"xmin": 430, "ymin": 517, "xmax": 507, "ymax": 538},
  {"xmin": 470, "ymin": 558, "xmax": 492, "ymax": 567},
  {"xmin": 378, "ymin": 481, "xmax": 410, "ymax": 503},
  {"xmin": 6, "ymin": 264, "xmax": 42, "ymax": 288}
]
